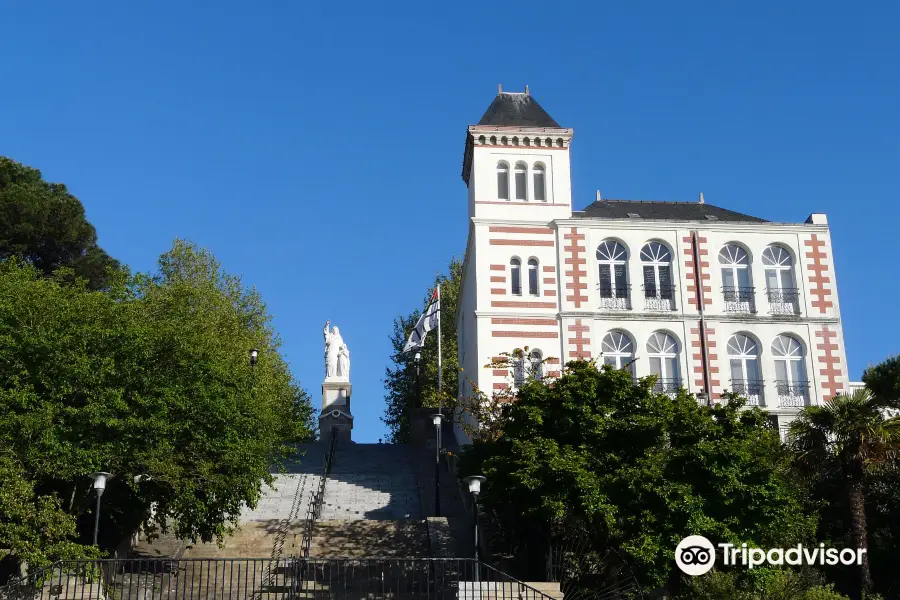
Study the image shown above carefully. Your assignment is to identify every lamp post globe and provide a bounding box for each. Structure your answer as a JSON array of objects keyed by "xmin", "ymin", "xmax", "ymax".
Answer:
[{"xmin": 249, "ymin": 349, "xmax": 259, "ymax": 367}]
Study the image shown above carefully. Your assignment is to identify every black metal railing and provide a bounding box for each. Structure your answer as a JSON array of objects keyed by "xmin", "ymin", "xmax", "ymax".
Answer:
[
  {"xmin": 0, "ymin": 558, "xmax": 560, "ymax": 600},
  {"xmin": 730, "ymin": 379, "xmax": 765, "ymax": 406},
  {"xmin": 598, "ymin": 285, "xmax": 631, "ymax": 310},
  {"xmin": 775, "ymin": 380, "xmax": 810, "ymax": 407},
  {"xmin": 643, "ymin": 286, "xmax": 676, "ymax": 310},
  {"xmin": 652, "ymin": 378, "xmax": 681, "ymax": 395},
  {"xmin": 722, "ymin": 286, "xmax": 756, "ymax": 312},
  {"xmin": 766, "ymin": 288, "xmax": 800, "ymax": 315},
  {"xmin": 299, "ymin": 433, "xmax": 336, "ymax": 558}
]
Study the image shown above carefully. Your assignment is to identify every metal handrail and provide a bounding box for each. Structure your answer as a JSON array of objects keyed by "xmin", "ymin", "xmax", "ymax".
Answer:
[{"xmin": 299, "ymin": 432, "xmax": 336, "ymax": 558}]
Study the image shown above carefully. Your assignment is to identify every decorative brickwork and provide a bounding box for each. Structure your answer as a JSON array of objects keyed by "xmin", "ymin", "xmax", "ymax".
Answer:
[
  {"xmin": 690, "ymin": 325, "xmax": 720, "ymax": 400},
  {"xmin": 805, "ymin": 234, "xmax": 834, "ymax": 314},
  {"xmin": 488, "ymin": 226, "xmax": 554, "ymax": 235},
  {"xmin": 563, "ymin": 228, "xmax": 587, "ymax": 308},
  {"xmin": 815, "ymin": 325, "xmax": 844, "ymax": 401},
  {"xmin": 682, "ymin": 235, "xmax": 712, "ymax": 309},
  {"xmin": 489, "ymin": 239, "xmax": 555, "ymax": 247},
  {"xmin": 567, "ymin": 319, "xmax": 592, "ymax": 360}
]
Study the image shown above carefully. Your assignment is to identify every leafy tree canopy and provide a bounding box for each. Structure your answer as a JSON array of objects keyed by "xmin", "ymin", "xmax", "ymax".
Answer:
[
  {"xmin": 862, "ymin": 355, "xmax": 900, "ymax": 409},
  {"xmin": 0, "ymin": 156, "xmax": 122, "ymax": 290},
  {"xmin": 0, "ymin": 240, "xmax": 314, "ymax": 564},
  {"xmin": 457, "ymin": 361, "xmax": 816, "ymax": 590}
]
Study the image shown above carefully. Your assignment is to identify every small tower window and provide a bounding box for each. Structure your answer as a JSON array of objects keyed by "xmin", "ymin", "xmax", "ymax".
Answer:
[
  {"xmin": 497, "ymin": 162, "xmax": 509, "ymax": 200},
  {"xmin": 533, "ymin": 164, "xmax": 546, "ymax": 201},
  {"xmin": 510, "ymin": 258, "xmax": 522, "ymax": 295},
  {"xmin": 528, "ymin": 258, "xmax": 539, "ymax": 296},
  {"xmin": 514, "ymin": 162, "xmax": 527, "ymax": 201}
]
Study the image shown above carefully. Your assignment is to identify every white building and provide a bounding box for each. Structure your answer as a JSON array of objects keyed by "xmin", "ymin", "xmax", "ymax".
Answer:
[{"xmin": 455, "ymin": 88, "xmax": 851, "ymax": 441}]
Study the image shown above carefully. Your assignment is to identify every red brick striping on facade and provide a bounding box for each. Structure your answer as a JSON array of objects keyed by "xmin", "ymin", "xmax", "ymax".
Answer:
[
  {"xmin": 492, "ymin": 369, "xmax": 508, "ymax": 376},
  {"xmin": 815, "ymin": 325, "xmax": 844, "ymax": 401},
  {"xmin": 543, "ymin": 266, "xmax": 556, "ymax": 273},
  {"xmin": 490, "ymin": 275, "xmax": 506, "ymax": 283},
  {"xmin": 690, "ymin": 326, "xmax": 720, "ymax": 400},
  {"xmin": 805, "ymin": 234, "xmax": 834, "ymax": 314},
  {"xmin": 489, "ymin": 239, "xmax": 555, "ymax": 247},
  {"xmin": 489, "ymin": 226, "xmax": 554, "ymax": 235},
  {"xmin": 493, "ymin": 383, "xmax": 509, "ymax": 390},
  {"xmin": 543, "ymin": 277, "xmax": 556, "ymax": 285},
  {"xmin": 491, "ymin": 318, "xmax": 558, "ymax": 325},
  {"xmin": 543, "ymin": 289, "xmax": 557, "ymax": 297},
  {"xmin": 490, "ymin": 288, "xmax": 506, "ymax": 295},
  {"xmin": 491, "ymin": 300, "xmax": 557, "ymax": 309},
  {"xmin": 567, "ymin": 319, "xmax": 592, "ymax": 359},
  {"xmin": 547, "ymin": 371, "xmax": 561, "ymax": 378},
  {"xmin": 492, "ymin": 331, "xmax": 559, "ymax": 338},
  {"xmin": 682, "ymin": 235, "xmax": 712, "ymax": 309},
  {"xmin": 563, "ymin": 228, "xmax": 588, "ymax": 308},
  {"xmin": 490, "ymin": 264, "xmax": 506, "ymax": 271}
]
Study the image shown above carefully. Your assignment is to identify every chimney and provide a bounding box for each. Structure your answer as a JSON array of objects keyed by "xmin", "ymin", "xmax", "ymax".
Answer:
[
  {"xmin": 498, "ymin": 83, "xmax": 503, "ymax": 94},
  {"xmin": 525, "ymin": 85, "xmax": 530, "ymax": 95},
  {"xmin": 596, "ymin": 190, "xmax": 602, "ymax": 202},
  {"xmin": 699, "ymin": 192, "xmax": 705, "ymax": 204}
]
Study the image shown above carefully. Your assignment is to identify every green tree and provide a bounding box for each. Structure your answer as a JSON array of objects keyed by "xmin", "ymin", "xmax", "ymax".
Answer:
[
  {"xmin": 862, "ymin": 356, "xmax": 900, "ymax": 409},
  {"xmin": 457, "ymin": 361, "xmax": 815, "ymax": 592},
  {"xmin": 0, "ymin": 240, "xmax": 314, "ymax": 563},
  {"xmin": 678, "ymin": 568, "xmax": 850, "ymax": 600},
  {"xmin": 789, "ymin": 389, "xmax": 900, "ymax": 598},
  {"xmin": 0, "ymin": 156, "xmax": 122, "ymax": 290},
  {"xmin": 382, "ymin": 258, "xmax": 461, "ymax": 442}
]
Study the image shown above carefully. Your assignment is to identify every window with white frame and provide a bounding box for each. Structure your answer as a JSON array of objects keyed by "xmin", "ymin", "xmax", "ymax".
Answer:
[
  {"xmin": 719, "ymin": 244, "xmax": 754, "ymax": 310},
  {"xmin": 497, "ymin": 162, "xmax": 509, "ymax": 200},
  {"xmin": 513, "ymin": 349, "xmax": 525, "ymax": 386},
  {"xmin": 530, "ymin": 349, "xmax": 543, "ymax": 379},
  {"xmin": 647, "ymin": 332, "xmax": 680, "ymax": 393},
  {"xmin": 772, "ymin": 335, "xmax": 809, "ymax": 407},
  {"xmin": 640, "ymin": 241, "xmax": 674, "ymax": 308},
  {"xmin": 727, "ymin": 333, "xmax": 763, "ymax": 405},
  {"xmin": 514, "ymin": 162, "xmax": 527, "ymax": 200},
  {"xmin": 601, "ymin": 330, "xmax": 635, "ymax": 375},
  {"xmin": 762, "ymin": 245, "xmax": 799, "ymax": 313},
  {"xmin": 510, "ymin": 258, "xmax": 522, "ymax": 295},
  {"xmin": 527, "ymin": 258, "xmax": 539, "ymax": 296},
  {"xmin": 596, "ymin": 240, "xmax": 629, "ymax": 308},
  {"xmin": 533, "ymin": 164, "xmax": 546, "ymax": 201}
]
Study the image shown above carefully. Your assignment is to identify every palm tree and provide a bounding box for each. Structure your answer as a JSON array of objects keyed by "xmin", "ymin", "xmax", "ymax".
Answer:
[{"xmin": 788, "ymin": 388, "xmax": 900, "ymax": 598}]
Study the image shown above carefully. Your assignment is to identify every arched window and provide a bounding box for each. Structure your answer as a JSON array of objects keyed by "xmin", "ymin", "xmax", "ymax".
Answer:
[
  {"xmin": 772, "ymin": 335, "xmax": 808, "ymax": 406},
  {"xmin": 513, "ymin": 349, "xmax": 525, "ymax": 386},
  {"xmin": 514, "ymin": 162, "xmax": 527, "ymax": 200},
  {"xmin": 640, "ymin": 241, "xmax": 674, "ymax": 309},
  {"xmin": 601, "ymin": 330, "xmax": 635, "ymax": 375},
  {"xmin": 510, "ymin": 258, "xmax": 522, "ymax": 296},
  {"xmin": 527, "ymin": 258, "xmax": 539, "ymax": 296},
  {"xmin": 647, "ymin": 332, "xmax": 680, "ymax": 393},
  {"xmin": 596, "ymin": 240, "xmax": 629, "ymax": 309},
  {"xmin": 762, "ymin": 245, "xmax": 798, "ymax": 313},
  {"xmin": 533, "ymin": 164, "xmax": 546, "ymax": 201},
  {"xmin": 530, "ymin": 349, "xmax": 543, "ymax": 379},
  {"xmin": 719, "ymin": 244, "xmax": 754, "ymax": 312},
  {"xmin": 497, "ymin": 162, "xmax": 509, "ymax": 200},
  {"xmin": 727, "ymin": 333, "xmax": 763, "ymax": 405}
]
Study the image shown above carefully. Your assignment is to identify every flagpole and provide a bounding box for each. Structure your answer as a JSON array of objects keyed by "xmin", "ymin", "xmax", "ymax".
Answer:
[{"xmin": 436, "ymin": 285, "xmax": 442, "ymax": 413}]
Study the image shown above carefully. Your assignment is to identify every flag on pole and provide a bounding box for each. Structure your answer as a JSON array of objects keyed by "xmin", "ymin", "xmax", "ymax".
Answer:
[{"xmin": 403, "ymin": 288, "xmax": 440, "ymax": 353}]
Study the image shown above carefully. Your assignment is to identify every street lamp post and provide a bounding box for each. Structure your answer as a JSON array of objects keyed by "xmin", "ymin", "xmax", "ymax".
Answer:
[
  {"xmin": 249, "ymin": 349, "xmax": 259, "ymax": 367},
  {"xmin": 464, "ymin": 475, "xmax": 487, "ymax": 561},
  {"xmin": 89, "ymin": 472, "xmax": 111, "ymax": 547},
  {"xmin": 414, "ymin": 351, "xmax": 422, "ymax": 408},
  {"xmin": 431, "ymin": 413, "xmax": 443, "ymax": 517}
]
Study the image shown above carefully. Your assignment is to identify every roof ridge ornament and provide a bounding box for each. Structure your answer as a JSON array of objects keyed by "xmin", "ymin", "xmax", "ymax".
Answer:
[
  {"xmin": 699, "ymin": 192, "xmax": 705, "ymax": 204},
  {"xmin": 498, "ymin": 83, "xmax": 503, "ymax": 94}
]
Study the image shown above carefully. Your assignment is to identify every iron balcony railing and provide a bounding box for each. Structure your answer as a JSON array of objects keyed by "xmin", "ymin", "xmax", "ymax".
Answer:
[
  {"xmin": 731, "ymin": 379, "xmax": 765, "ymax": 406},
  {"xmin": 766, "ymin": 288, "xmax": 800, "ymax": 315},
  {"xmin": 598, "ymin": 285, "xmax": 631, "ymax": 310},
  {"xmin": 0, "ymin": 558, "xmax": 560, "ymax": 600},
  {"xmin": 652, "ymin": 378, "xmax": 681, "ymax": 395},
  {"xmin": 722, "ymin": 286, "xmax": 756, "ymax": 313},
  {"xmin": 642, "ymin": 286, "xmax": 676, "ymax": 311},
  {"xmin": 775, "ymin": 380, "xmax": 810, "ymax": 407}
]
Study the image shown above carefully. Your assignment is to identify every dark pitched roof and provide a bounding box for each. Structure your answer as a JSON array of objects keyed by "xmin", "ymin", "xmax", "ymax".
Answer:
[
  {"xmin": 477, "ymin": 93, "xmax": 561, "ymax": 128},
  {"xmin": 575, "ymin": 200, "xmax": 767, "ymax": 223}
]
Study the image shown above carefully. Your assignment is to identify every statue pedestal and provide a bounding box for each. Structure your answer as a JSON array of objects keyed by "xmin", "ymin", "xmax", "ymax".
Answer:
[{"xmin": 321, "ymin": 380, "xmax": 353, "ymax": 442}]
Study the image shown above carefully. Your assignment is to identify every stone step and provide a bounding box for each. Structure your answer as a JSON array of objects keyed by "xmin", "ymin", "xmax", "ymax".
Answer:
[{"xmin": 308, "ymin": 520, "xmax": 429, "ymax": 558}]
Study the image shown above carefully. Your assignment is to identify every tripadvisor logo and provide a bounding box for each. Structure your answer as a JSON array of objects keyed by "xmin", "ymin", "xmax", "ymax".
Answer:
[{"xmin": 675, "ymin": 536, "xmax": 867, "ymax": 576}]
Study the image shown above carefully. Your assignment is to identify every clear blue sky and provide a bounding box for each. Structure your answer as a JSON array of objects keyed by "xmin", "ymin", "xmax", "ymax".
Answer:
[{"xmin": 2, "ymin": 2, "xmax": 897, "ymax": 442}]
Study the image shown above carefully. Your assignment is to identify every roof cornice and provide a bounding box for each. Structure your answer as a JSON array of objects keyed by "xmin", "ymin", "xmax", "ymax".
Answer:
[{"xmin": 462, "ymin": 126, "xmax": 575, "ymax": 184}]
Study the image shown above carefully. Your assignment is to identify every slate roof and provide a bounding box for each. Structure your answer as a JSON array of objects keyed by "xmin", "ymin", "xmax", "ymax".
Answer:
[
  {"xmin": 575, "ymin": 200, "xmax": 767, "ymax": 223},
  {"xmin": 477, "ymin": 93, "xmax": 561, "ymax": 128}
]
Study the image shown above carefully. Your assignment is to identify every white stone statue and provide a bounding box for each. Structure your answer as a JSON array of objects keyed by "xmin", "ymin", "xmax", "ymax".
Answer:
[
  {"xmin": 337, "ymin": 344, "xmax": 350, "ymax": 379},
  {"xmin": 324, "ymin": 320, "xmax": 344, "ymax": 380}
]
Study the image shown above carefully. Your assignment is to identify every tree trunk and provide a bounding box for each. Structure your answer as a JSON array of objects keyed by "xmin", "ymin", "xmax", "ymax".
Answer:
[{"xmin": 846, "ymin": 464, "xmax": 873, "ymax": 598}]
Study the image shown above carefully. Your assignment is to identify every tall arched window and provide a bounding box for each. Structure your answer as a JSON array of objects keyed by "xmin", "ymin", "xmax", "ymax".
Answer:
[
  {"xmin": 533, "ymin": 164, "xmax": 546, "ymax": 201},
  {"xmin": 719, "ymin": 244, "xmax": 754, "ymax": 312},
  {"xmin": 530, "ymin": 349, "xmax": 543, "ymax": 380},
  {"xmin": 596, "ymin": 240, "xmax": 630, "ymax": 309},
  {"xmin": 497, "ymin": 162, "xmax": 509, "ymax": 200},
  {"xmin": 727, "ymin": 333, "xmax": 763, "ymax": 405},
  {"xmin": 510, "ymin": 258, "xmax": 522, "ymax": 296},
  {"xmin": 640, "ymin": 241, "xmax": 674, "ymax": 310},
  {"xmin": 513, "ymin": 349, "xmax": 525, "ymax": 387},
  {"xmin": 601, "ymin": 330, "xmax": 635, "ymax": 375},
  {"xmin": 514, "ymin": 162, "xmax": 527, "ymax": 200},
  {"xmin": 772, "ymin": 335, "xmax": 808, "ymax": 407},
  {"xmin": 762, "ymin": 245, "xmax": 799, "ymax": 314},
  {"xmin": 647, "ymin": 332, "xmax": 680, "ymax": 394},
  {"xmin": 527, "ymin": 258, "xmax": 539, "ymax": 296}
]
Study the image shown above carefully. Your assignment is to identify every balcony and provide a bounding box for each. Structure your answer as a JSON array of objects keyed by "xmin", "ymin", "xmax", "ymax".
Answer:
[
  {"xmin": 775, "ymin": 380, "xmax": 810, "ymax": 407},
  {"xmin": 722, "ymin": 286, "xmax": 756, "ymax": 314},
  {"xmin": 643, "ymin": 286, "xmax": 676, "ymax": 311},
  {"xmin": 731, "ymin": 379, "xmax": 765, "ymax": 406},
  {"xmin": 766, "ymin": 288, "xmax": 800, "ymax": 316},
  {"xmin": 598, "ymin": 285, "xmax": 631, "ymax": 311},
  {"xmin": 652, "ymin": 378, "xmax": 681, "ymax": 397}
]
